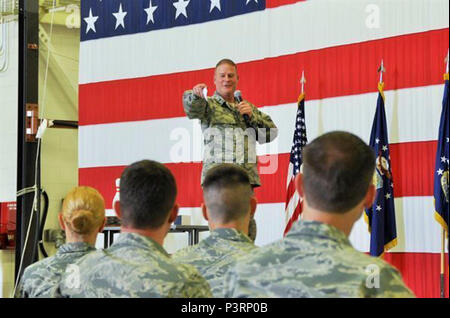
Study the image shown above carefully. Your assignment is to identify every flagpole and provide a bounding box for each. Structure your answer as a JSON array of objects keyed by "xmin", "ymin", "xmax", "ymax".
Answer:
[
  {"xmin": 440, "ymin": 228, "xmax": 445, "ymax": 298},
  {"xmin": 377, "ymin": 60, "xmax": 386, "ymax": 260},
  {"xmin": 378, "ymin": 59, "xmax": 385, "ymax": 84},
  {"xmin": 300, "ymin": 70, "xmax": 305, "ymax": 94},
  {"xmin": 440, "ymin": 50, "xmax": 449, "ymax": 298}
]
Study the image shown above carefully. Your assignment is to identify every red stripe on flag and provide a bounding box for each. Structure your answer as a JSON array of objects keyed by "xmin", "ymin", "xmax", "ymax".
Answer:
[
  {"xmin": 284, "ymin": 200, "xmax": 302, "ymax": 236},
  {"xmin": 79, "ymin": 141, "xmax": 436, "ymax": 209},
  {"xmin": 285, "ymin": 177, "xmax": 296, "ymax": 209},
  {"xmin": 384, "ymin": 252, "xmax": 449, "ymax": 298},
  {"xmin": 266, "ymin": 0, "xmax": 306, "ymax": 9},
  {"xmin": 79, "ymin": 29, "xmax": 449, "ymax": 125},
  {"xmin": 390, "ymin": 140, "xmax": 437, "ymax": 198}
]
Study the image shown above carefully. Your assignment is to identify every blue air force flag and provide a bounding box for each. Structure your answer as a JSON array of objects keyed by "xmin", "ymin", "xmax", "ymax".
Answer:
[
  {"xmin": 365, "ymin": 82, "xmax": 398, "ymax": 257},
  {"xmin": 433, "ymin": 72, "xmax": 449, "ymax": 234}
]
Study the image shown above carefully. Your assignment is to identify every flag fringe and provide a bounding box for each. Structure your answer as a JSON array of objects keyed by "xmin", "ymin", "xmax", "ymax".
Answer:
[
  {"xmin": 434, "ymin": 211, "xmax": 449, "ymax": 235},
  {"xmin": 363, "ymin": 210, "xmax": 371, "ymax": 233},
  {"xmin": 378, "ymin": 82, "xmax": 385, "ymax": 102}
]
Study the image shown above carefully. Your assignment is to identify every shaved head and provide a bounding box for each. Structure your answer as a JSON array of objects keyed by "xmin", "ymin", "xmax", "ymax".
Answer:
[{"xmin": 202, "ymin": 164, "xmax": 253, "ymax": 223}]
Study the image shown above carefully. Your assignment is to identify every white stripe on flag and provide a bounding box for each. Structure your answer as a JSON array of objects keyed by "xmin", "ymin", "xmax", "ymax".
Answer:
[
  {"xmin": 79, "ymin": 84, "xmax": 443, "ymax": 168},
  {"xmin": 79, "ymin": 0, "xmax": 449, "ymax": 84}
]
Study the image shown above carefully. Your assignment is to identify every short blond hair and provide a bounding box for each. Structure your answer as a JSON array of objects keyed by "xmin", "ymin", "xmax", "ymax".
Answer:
[
  {"xmin": 61, "ymin": 186, "xmax": 105, "ymax": 235},
  {"xmin": 215, "ymin": 58, "xmax": 238, "ymax": 71}
]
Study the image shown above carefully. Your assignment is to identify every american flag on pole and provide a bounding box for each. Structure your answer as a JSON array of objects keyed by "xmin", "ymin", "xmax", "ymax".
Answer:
[{"xmin": 284, "ymin": 72, "xmax": 307, "ymax": 236}]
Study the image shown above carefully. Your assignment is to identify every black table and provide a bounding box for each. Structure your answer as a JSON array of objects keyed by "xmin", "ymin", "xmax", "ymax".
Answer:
[{"xmin": 102, "ymin": 225, "xmax": 210, "ymax": 249}]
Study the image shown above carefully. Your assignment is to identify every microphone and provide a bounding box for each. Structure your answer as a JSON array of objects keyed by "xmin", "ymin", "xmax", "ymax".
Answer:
[{"xmin": 234, "ymin": 90, "xmax": 250, "ymax": 122}]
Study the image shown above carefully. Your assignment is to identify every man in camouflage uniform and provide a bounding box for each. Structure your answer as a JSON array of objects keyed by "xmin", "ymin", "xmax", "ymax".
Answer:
[
  {"xmin": 55, "ymin": 160, "xmax": 212, "ymax": 298},
  {"xmin": 183, "ymin": 59, "xmax": 278, "ymax": 241},
  {"xmin": 173, "ymin": 164, "xmax": 257, "ymax": 297},
  {"xmin": 224, "ymin": 132, "xmax": 415, "ymax": 298}
]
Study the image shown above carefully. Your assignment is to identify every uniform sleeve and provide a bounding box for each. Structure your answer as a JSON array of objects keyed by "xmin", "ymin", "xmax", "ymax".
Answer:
[
  {"xmin": 14, "ymin": 279, "xmax": 27, "ymax": 298},
  {"xmin": 178, "ymin": 264, "xmax": 213, "ymax": 298},
  {"xmin": 183, "ymin": 90, "xmax": 209, "ymax": 122},
  {"xmin": 364, "ymin": 265, "xmax": 416, "ymax": 298},
  {"xmin": 248, "ymin": 103, "xmax": 278, "ymax": 144}
]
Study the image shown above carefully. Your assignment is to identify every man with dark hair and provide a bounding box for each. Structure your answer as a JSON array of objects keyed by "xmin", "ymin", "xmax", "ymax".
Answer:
[
  {"xmin": 56, "ymin": 160, "xmax": 212, "ymax": 298},
  {"xmin": 224, "ymin": 131, "xmax": 415, "ymax": 298},
  {"xmin": 183, "ymin": 58, "xmax": 278, "ymax": 241},
  {"xmin": 173, "ymin": 164, "xmax": 257, "ymax": 297}
]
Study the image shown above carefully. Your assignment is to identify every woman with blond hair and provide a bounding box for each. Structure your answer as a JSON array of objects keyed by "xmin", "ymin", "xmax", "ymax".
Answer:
[{"xmin": 16, "ymin": 186, "xmax": 106, "ymax": 297}]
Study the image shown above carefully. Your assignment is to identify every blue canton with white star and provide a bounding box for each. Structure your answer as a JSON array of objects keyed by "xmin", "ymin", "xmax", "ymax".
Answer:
[
  {"xmin": 81, "ymin": 0, "xmax": 266, "ymax": 41},
  {"xmin": 290, "ymin": 96, "xmax": 307, "ymax": 176}
]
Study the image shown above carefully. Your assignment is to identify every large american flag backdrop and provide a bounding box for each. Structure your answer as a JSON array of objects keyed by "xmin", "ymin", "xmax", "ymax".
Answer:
[{"xmin": 78, "ymin": 0, "xmax": 449, "ymax": 297}]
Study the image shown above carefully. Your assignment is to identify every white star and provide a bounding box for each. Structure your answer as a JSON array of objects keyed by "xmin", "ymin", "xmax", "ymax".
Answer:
[
  {"xmin": 375, "ymin": 138, "xmax": 380, "ymax": 144},
  {"xmin": 173, "ymin": 0, "xmax": 190, "ymax": 19},
  {"xmin": 391, "ymin": 183, "xmax": 394, "ymax": 188},
  {"xmin": 447, "ymin": 137, "xmax": 449, "ymax": 143},
  {"xmin": 246, "ymin": 0, "xmax": 258, "ymax": 4},
  {"xmin": 382, "ymin": 145, "xmax": 388, "ymax": 151},
  {"xmin": 210, "ymin": 0, "xmax": 221, "ymax": 12},
  {"xmin": 441, "ymin": 156, "xmax": 447, "ymax": 163},
  {"xmin": 112, "ymin": 3, "xmax": 127, "ymax": 30},
  {"xmin": 376, "ymin": 205, "xmax": 382, "ymax": 211},
  {"xmin": 385, "ymin": 193, "xmax": 391, "ymax": 199},
  {"xmin": 84, "ymin": 8, "xmax": 98, "ymax": 34},
  {"xmin": 437, "ymin": 168, "xmax": 444, "ymax": 175},
  {"xmin": 144, "ymin": 0, "xmax": 158, "ymax": 24}
]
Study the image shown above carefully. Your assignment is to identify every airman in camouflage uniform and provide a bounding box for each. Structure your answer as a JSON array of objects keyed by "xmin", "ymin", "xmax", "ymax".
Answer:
[
  {"xmin": 224, "ymin": 132, "xmax": 415, "ymax": 298},
  {"xmin": 183, "ymin": 59, "xmax": 277, "ymax": 241},
  {"xmin": 223, "ymin": 220, "xmax": 415, "ymax": 298},
  {"xmin": 183, "ymin": 59, "xmax": 277, "ymax": 187},
  {"xmin": 183, "ymin": 90, "xmax": 278, "ymax": 186},
  {"xmin": 56, "ymin": 232, "xmax": 212, "ymax": 298},
  {"xmin": 16, "ymin": 186, "xmax": 106, "ymax": 298},
  {"xmin": 173, "ymin": 228, "xmax": 256, "ymax": 297},
  {"xmin": 15, "ymin": 242, "xmax": 96, "ymax": 298},
  {"xmin": 173, "ymin": 164, "xmax": 257, "ymax": 297},
  {"xmin": 55, "ymin": 160, "xmax": 212, "ymax": 298}
]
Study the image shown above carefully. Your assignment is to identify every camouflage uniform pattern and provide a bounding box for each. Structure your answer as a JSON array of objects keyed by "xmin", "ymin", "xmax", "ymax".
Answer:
[
  {"xmin": 183, "ymin": 91, "xmax": 278, "ymax": 186},
  {"xmin": 224, "ymin": 220, "xmax": 415, "ymax": 298},
  {"xmin": 55, "ymin": 232, "xmax": 212, "ymax": 298},
  {"xmin": 15, "ymin": 242, "xmax": 96, "ymax": 298},
  {"xmin": 172, "ymin": 228, "xmax": 256, "ymax": 297}
]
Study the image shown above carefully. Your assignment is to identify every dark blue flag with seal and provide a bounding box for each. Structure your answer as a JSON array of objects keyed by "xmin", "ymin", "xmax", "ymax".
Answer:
[
  {"xmin": 365, "ymin": 82, "xmax": 398, "ymax": 257},
  {"xmin": 433, "ymin": 71, "xmax": 449, "ymax": 236}
]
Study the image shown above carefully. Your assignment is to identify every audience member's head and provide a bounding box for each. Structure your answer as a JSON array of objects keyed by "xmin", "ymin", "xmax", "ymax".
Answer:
[
  {"xmin": 118, "ymin": 160, "xmax": 178, "ymax": 232},
  {"xmin": 202, "ymin": 164, "xmax": 256, "ymax": 233},
  {"xmin": 296, "ymin": 131, "xmax": 376, "ymax": 232},
  {"xmin": 59, "ymin": 186, "xmax": 106, "ymax": 244}
]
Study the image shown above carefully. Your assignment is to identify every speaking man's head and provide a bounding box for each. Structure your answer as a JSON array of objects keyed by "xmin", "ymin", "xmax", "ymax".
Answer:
[{"xmin": 214, "ymin": 59, "xmax": 239, "ymax": 100}]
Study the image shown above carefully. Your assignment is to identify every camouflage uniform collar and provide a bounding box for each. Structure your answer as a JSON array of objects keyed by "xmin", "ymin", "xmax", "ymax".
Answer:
[
  {"xmin": 288, "ymin": 220, "xmax": 351, "ymax": 246},
  {"xmin": 114, "ymin": 232, "xmax": 169, "ymax": 256},
  {"xmin": 57, "ymin": 242, "xmax": 96, "ymax": 254},
  {"xmin": 212, "ymin": 91, "xmax": 236, "ymax": 107},
  {"xmin": 210, "ymin": 228, "xmax": 253, "ymax": 243}
]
